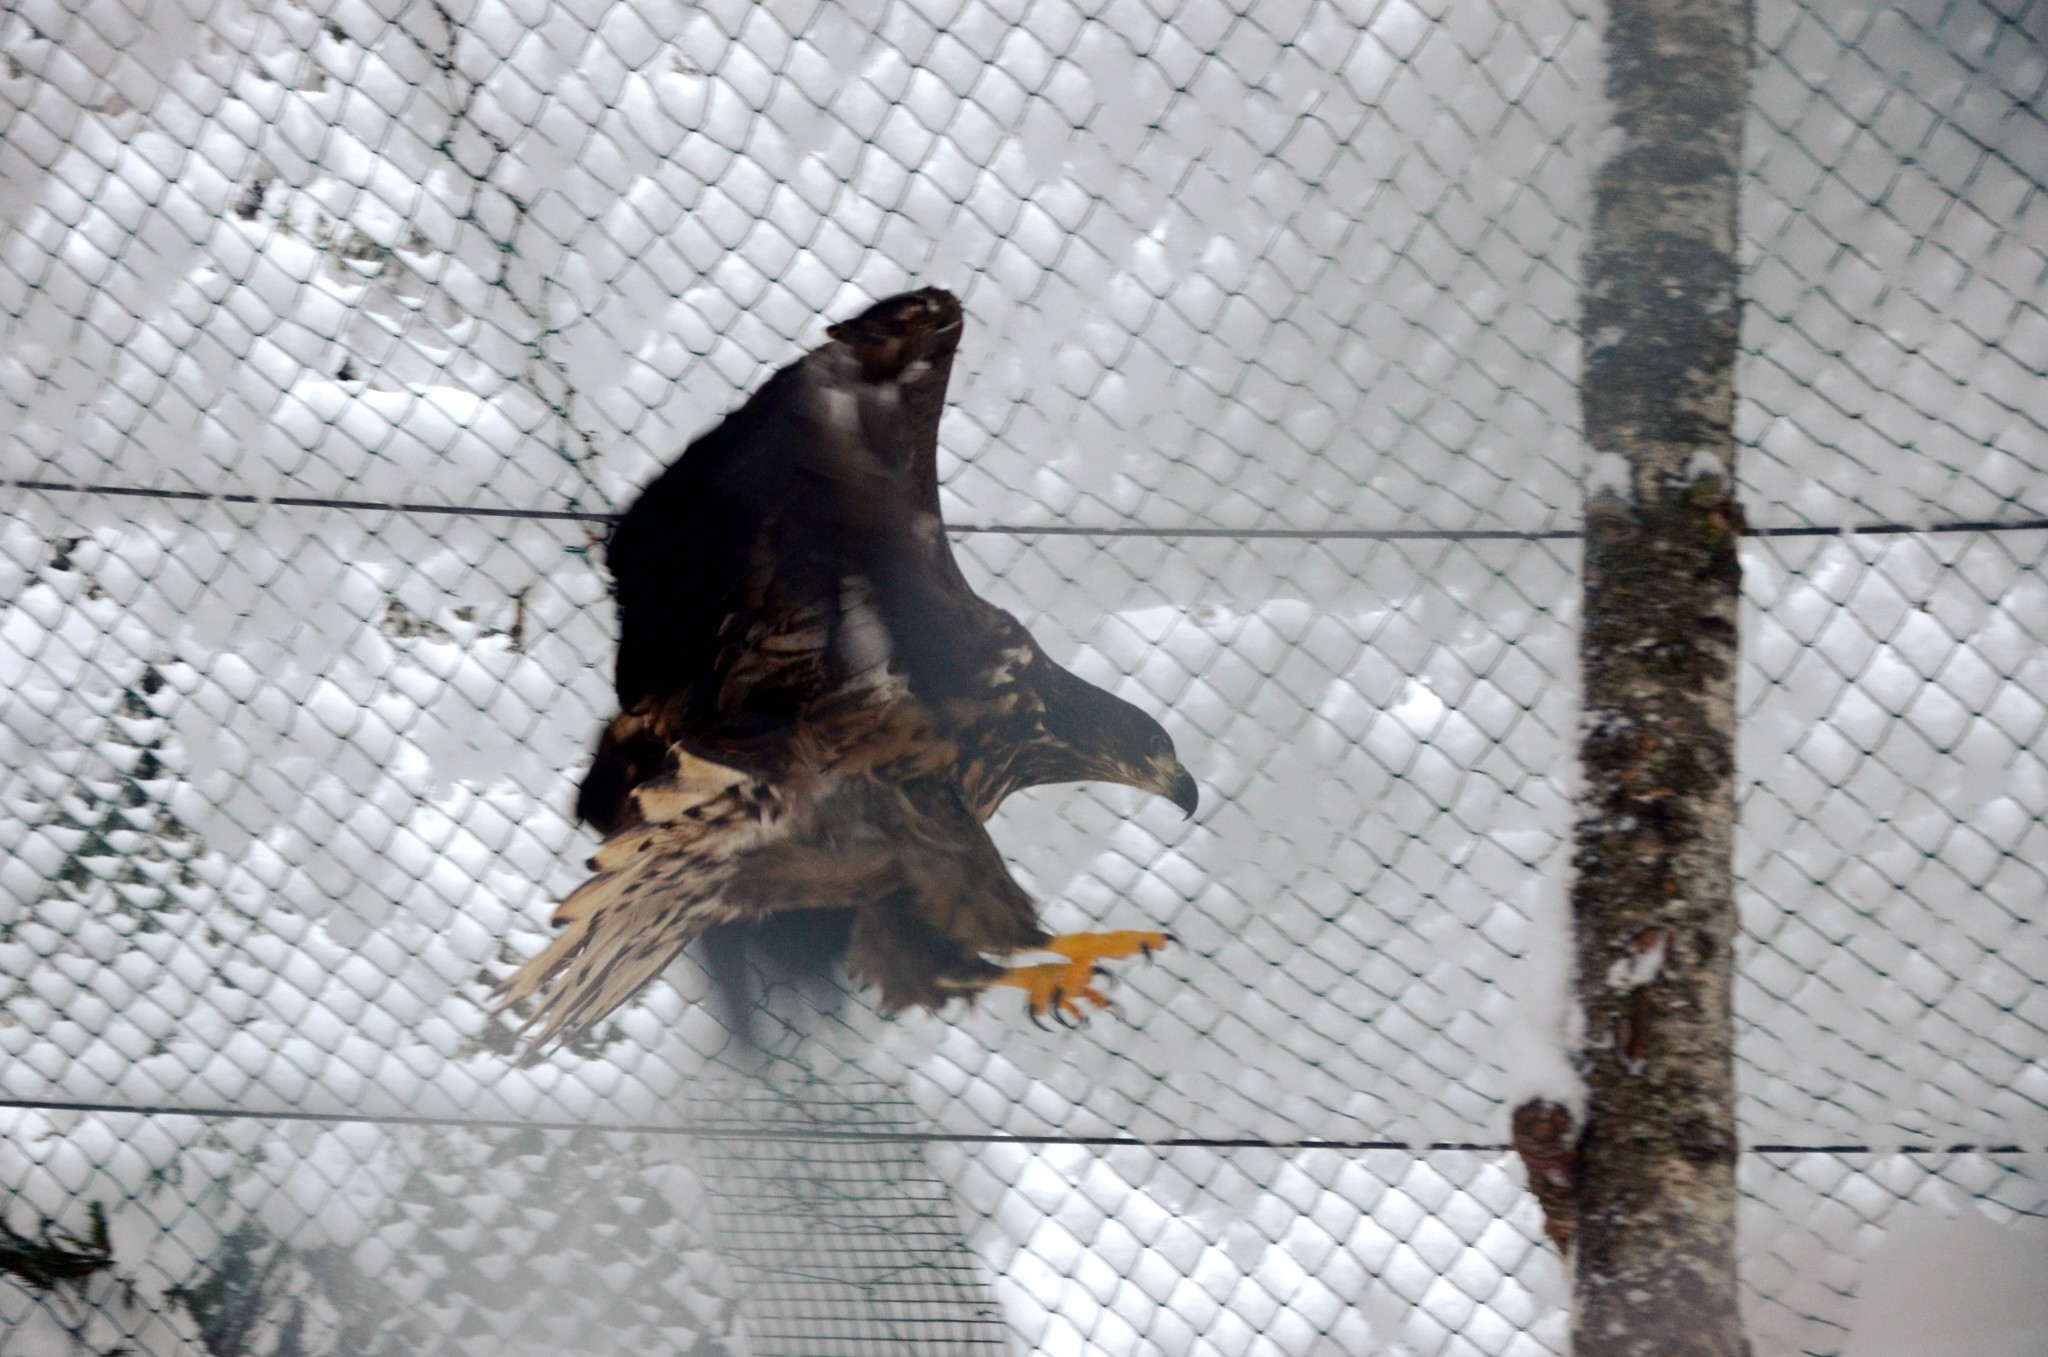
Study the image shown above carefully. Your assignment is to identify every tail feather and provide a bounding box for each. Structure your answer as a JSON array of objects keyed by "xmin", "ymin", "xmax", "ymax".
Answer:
[
  {"xmin": 496, "ymin": 831, "xmax": 751, "ymax": 1058},
  {"xmin": 498, "ymin": 760, "xmax": 774, "ymax": 1057},
  {"xmin": 505, "ymin": 694, "xmax": 970, "ymax": 1059},
  {"xmin": 497, "ymin": 749, "xmax": 895, "ymax": 1058}
]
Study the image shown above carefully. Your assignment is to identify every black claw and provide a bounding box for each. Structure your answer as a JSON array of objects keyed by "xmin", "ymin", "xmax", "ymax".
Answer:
[
  {"xmin": 1028, "ymin": 1005, "xmax": 1049, "ymax": 1031},
  {"xmin": 1052, "ymin": 991, "xmax": 1076, "ymax": 1028}
]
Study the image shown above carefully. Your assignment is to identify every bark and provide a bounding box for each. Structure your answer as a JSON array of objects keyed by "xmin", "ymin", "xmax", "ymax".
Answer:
[{"xmin": 1573, "ymin": 0, "xmax": 1751, "ymax": 1350}]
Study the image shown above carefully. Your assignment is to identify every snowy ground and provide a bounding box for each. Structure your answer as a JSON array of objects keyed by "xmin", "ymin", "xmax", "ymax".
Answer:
[{"xmin": 2, "ymin": 0, "xmax": 2044, "ymax": 1353}]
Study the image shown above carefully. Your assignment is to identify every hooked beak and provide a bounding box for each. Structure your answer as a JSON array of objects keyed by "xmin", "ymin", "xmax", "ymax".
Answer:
[{"xmin": 1153, "ymin": 758, "xmax": 1200, "ymax": 819}]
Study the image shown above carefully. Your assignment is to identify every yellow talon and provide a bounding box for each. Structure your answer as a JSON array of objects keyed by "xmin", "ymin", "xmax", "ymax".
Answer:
[
  {"xmin": 1045, "ymin": 930, "xmax": 1174, "ymax": 968},
  {"xmin": 995, "ymin": 962, "xmax": 1109, "ymax": 1026},
  {"xmin": 996, "ymin": 931, "xmax": 1174, "ymax": 1025}
]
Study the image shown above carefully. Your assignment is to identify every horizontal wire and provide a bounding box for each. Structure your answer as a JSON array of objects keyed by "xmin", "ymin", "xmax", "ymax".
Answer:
[
  {"xmin": 9, "ymin": 477, "xmax": 2048, "ymax": 541},
  {"xmin": 957, "ymin": 523, "xmax": 1584, "ymax": 541},
  {"xmin": 6, "ymin": 478, "xmax": 612, "ymax": 523},
  {"xmin": 0, "ymin": 1096, "xmax": 2035, "ymax": 1155},
  {"xmin": 1748, "ymin": 517, "xmax": 2048, "ymax": 538},
  {"xmin": 5, "ymin": 482, "xmax": 2042, "ymax": 1159},
  {"xmin": 1746, "ymin": 1143, "xmax": 2036, "ymax": 1154}
]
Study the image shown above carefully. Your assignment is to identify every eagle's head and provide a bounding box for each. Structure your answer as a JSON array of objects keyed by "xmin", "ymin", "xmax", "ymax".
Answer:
[{"xmin": 1036, "ymin": 663, "xmax": 1200, "ymax": 818}]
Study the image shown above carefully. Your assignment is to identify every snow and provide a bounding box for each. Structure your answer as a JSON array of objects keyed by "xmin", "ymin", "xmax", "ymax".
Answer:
[
  {"xmin": 1739, "ymin": 0, "xmax": 2048, "ymax": 530},
  {"xmin": 1745, "ymin": 1153, "xmax": 2048, "ymax": 1357},
  {"xmin": 1840, "ymin": 1191, "xmax": 2048, "ymax": 1357},
  {"xmin": 1740, "ymin": 531, "xmax": 2048, "ymax": 1146},
  {"xmin": 935, "ymin": 1141, "xmax": 1568, "ymax": 1357},
  {"xmin": 1603, "ymin": 929, "xmax": 1668, "ymax": 991},
  {"xmin": 1, "ymin": 0, "xmax": 2044, "ymax": 1350},
  {"xmin": 1584, "ymin": 450, "xmax": 1632, "ymax": 502}
]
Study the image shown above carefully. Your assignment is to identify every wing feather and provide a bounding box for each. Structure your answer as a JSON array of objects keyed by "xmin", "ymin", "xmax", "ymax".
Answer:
[{"xmin": 515, "ymin": 289, "xmax": 1189, "ymax": 1055}]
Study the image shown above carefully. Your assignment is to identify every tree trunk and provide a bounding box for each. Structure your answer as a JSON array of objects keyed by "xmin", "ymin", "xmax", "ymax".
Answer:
[{"xmin": 1572, "ymin": 0, "xmax": 1752, "ymax": 1350}]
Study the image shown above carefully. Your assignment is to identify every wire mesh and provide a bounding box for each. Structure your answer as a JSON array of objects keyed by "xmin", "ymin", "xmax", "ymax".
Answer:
[
  {"xmin": 1729, "ymin": 0, "xmax": 2048, "ymax": 1341},
  {"xmin": 0, "ymin": 0, "xmax": 2042, "ymax": 1354}
]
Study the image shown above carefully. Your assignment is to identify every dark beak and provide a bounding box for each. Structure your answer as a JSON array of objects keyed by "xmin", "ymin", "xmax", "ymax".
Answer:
[{"xmin": 1167, "ymin": 764, "xmax": 1200, "ymax": 819}]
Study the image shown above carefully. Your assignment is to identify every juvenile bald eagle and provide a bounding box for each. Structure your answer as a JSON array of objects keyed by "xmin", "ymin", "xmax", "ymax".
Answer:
[{"xmin": 497, "ymin": 289, "xmax": 1197, "ymax": 1056}]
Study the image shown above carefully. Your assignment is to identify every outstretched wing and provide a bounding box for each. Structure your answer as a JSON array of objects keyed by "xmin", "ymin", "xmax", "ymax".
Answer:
[
  {"xmin": 516, "ymin": 288, "xmax": 1197, "ymax": 1055},
  {"xmin": 608, "ymin": 289, "xmax": 968, "ymax": 713},
  {"xmin": 579, "ymin": 287, "xmax": 973, "ymax": 832},
  {"xmin": 583, "ymin": 285, "xmax": 1195, "ymax": 830}
]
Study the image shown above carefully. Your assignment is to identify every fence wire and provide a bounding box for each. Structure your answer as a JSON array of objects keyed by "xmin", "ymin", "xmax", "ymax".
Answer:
[{"xmin": 0, "ymin": 0, "xmax": 2042, "ymax": 1353}]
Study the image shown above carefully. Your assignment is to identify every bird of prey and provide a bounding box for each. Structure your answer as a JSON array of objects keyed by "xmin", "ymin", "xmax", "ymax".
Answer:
[{"xmin": 496, "ymin": 288, "xmax": 1197, "ymax": 1057}]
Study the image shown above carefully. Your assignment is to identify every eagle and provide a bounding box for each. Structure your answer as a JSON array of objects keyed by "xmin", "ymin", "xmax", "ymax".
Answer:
[{"xmin": 496, "ymin": 289, "xmax": 1198, "ymax": 1057}]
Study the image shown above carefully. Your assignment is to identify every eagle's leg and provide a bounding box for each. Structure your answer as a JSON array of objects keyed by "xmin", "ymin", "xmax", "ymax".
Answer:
[{"xmin": 994, "ymin": 931, "xmax": 1174, "ymax": 1026}]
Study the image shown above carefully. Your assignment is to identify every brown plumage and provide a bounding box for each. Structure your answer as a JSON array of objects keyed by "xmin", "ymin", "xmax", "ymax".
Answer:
[{"xmin": 498, "ymin": 288, "xmax": 1197, "ymax": 1057}]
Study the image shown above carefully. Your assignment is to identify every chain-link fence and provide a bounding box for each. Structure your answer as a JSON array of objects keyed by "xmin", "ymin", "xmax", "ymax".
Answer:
[
  {"xmin": 1, "ymin": 0, "xmax": 2042, "ymax": 1352},
  {"xmin": 1732, "ymin": 0, "xmax": 2048, "ymax": 1338}
]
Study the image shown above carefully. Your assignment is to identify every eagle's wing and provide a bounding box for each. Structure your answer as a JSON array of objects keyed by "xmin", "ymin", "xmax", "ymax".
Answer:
[
  {"xmin": 579, "ymin": 288, "xmax": 972, "ymax": 833},
  {"xmin": 586, "ymin": 286, "xmax": 1195, "ymax": 829},
  {"xmin": 523, "ymin": 288, "xmax": 1197, "ymax": 1052},
  {"xmin": 500, "ymin": 696, "xmax": 1043, "ymax": 1054},
  {"xmin": 604, "ymin": 287, "xmax": 967, "ymax": 713},
  {"xmin": 821, "ymin": 289, "xmax": 960, "ymax": 526}
]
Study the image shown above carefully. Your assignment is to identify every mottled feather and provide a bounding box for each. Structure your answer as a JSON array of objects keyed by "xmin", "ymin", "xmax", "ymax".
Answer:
[{"xmin": 502, "ymin": 288, "xmax": 1195, "ymax": 1056}]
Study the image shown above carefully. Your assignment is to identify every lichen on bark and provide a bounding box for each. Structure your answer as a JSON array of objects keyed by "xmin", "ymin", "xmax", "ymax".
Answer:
[{"xmin": 1571, "ymin": 0, "xmax": 1752, "ymax": 1351}]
